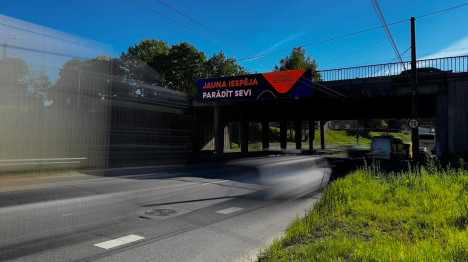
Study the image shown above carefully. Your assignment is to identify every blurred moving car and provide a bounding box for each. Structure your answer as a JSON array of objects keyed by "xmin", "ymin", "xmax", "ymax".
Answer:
[
  {"xmin": 347, "ymin": 145, "xmax": 370, "ymax": 158},
  {"xmin": 370, "ymin": 135, "xmax": 407, "ymax": 160},
  {"xmin": 228, "ymin": 156, "xmax": 332, "ymax": 199}
]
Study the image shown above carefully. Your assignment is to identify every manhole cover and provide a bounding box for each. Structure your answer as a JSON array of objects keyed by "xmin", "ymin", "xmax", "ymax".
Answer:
[{"xmin": 144, "ymin": 209, "xmax": 177, "ymax": 217}]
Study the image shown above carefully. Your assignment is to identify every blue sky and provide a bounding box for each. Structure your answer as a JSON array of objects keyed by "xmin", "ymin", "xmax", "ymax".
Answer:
[{"xmin": 1, "ymin": 0, "xmax": 468, "ymax": 75}]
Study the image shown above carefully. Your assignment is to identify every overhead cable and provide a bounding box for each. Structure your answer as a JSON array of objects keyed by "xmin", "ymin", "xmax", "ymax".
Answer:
[
  {"xmin": 151, "ymin": 0, "xmax": 278, "ymax": 66},
  {"xmin": 129, "ymin": 0, "xmax": 273, "ymax": 70},
  {"xmin": 238, "ymin": 2, "xmax": 468, "ymax": 62}
]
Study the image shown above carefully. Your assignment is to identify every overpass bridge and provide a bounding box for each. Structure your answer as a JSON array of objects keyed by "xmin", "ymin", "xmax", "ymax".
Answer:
[{"xmin": 192, "ymin": 55, "xmax": 468, "ymax": 158}]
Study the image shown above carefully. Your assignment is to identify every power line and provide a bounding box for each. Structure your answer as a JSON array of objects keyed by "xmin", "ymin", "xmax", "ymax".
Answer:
[
  {"xmin": 130, "ymin": 0, "xmax": 348, "ymax": 98},
  {"xmin": 129, "ymin": 0, "xmax": 273, "ymax": 70},
  {"xmin": 238, "ymin": 2, "xmax": 468, "ymax": 62},
  {"xmin": 150, "ymin": 0, "xmax": 278, "ymax": 66},
  {"xmin": 237, "ymin": 22, "xmax": 406, "ymax": 62},
  {"xmin": 416, "ymin": 2, "xmax": 468, "ymax": 19},
  {"xmin": 0, "ymin": 21, "xmax": 106, "ymax": 52},
  {"xmin": 371, "ymin": 0, "xmax": 407, "ymax": 71}
]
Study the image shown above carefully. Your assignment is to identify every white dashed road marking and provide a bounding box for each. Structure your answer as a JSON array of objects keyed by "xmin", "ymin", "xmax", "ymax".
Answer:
[
  {"xmin": 215, "ymin": 207, "xmax": 244, "ymax": 215},
  {"xmin": 94, "ymin": 234, "xmax": 145, "ymax": 249}
]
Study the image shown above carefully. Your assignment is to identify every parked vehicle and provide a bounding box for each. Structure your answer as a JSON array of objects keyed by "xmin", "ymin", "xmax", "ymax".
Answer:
[
  {"xmin": 419, "ymin": 133, "xmax": 436, "ymax": 154},
  {"xmin": 419, "ymin": 147, "xmax": 432, "ymax": 157},
  {"xmin": 370, "ymin": 135, "xmax": 407, "ymax": 160}
]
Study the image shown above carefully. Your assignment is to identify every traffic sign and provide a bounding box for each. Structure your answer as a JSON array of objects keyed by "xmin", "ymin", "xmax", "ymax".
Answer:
[{"xmin": 408, "ymin": 118, "xmax": 419, "ymax": 129}]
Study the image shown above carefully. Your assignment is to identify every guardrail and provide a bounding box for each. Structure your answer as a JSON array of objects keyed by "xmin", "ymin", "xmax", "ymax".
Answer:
[{"xmin": 318, "ymin": 55, "xmax": 468, "ymax": 81}]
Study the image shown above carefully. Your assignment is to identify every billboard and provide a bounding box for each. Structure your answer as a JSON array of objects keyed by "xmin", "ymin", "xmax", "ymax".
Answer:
[{"xmin": 197, "ymin": 69, "xmax": 312, "ymax": 102}]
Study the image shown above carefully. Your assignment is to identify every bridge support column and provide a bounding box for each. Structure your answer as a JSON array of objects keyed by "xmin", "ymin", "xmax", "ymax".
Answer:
[
  {"xmin": 214, "ymin": 107, "xmax": 224, "ymax": 155},
  {"xmin": 309, "ymin": 120, "xmax": 316, "ymax": 154},
  {"xmin": 436, "ymin": 79, "xmax": 468, "ymax": 157},
  {"xmin": 240, "ymin": 116, "xmax": 249, "ymax": 154},
  {"xmin": 295, "ymin": 120, "xmax": 302, "ymax": 150},
  {"xmin": 262, "ymin": 120, "xmax": 269, "ymax": 150},
  {"xmin": 320, "ymin": 121, "xmax": 326, "ymax": 150},
  {"xmin": 280, "ymin": 120, "xmax": 287, "ymax": 149}
]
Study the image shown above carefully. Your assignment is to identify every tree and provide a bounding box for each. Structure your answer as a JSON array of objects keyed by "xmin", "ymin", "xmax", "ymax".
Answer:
[
  {"xmin": 165, "ymin": 42, "xmax": 207, "ymax": 93},
  {"xmin": 21, "ymin": 70, "xmax": 52, "ymax": 105},
  {"xmin": 125, "ymin": 39, "xmax": 169, "ymax": 68},
  {"xmin": 122, "ymin": 39, "xmax": 169, "ymax": 87},
  {"xmin": 275, "ymin": 47, "xmax": 321, "ymax": 81},
  {"xmin": 120, "ymin": 39, "xmax": 249, "ymax": 93},
  {"xmin": 0, "ymin": 57, "xmax": 30, "ymax": 106},
  {"xmin": 51, "ymin": 57, "xmax": 112, "ymax": 108},
  {"xmin": 205, "ymin": 51, "xmax": 249, "ymax": 77},
  {"xmin": 387, "ymin": 119, "xmax": 408, "ymax": 131}
]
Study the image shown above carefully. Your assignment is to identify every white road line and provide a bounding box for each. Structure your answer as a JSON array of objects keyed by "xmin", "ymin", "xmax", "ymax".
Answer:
[
  {"xmin": 202, "ymin": 179, "xmax": 230, "ymax": 186},
  {"xmin": 94, "ymin": 234, "xmax": 145, "ymax": 249},
  {"xmin": 215, "ymin": 207, "xmax": 244, "ymax": 215}
]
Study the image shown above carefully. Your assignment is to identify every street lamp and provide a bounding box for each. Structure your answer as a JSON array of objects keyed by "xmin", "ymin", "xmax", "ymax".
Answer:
[{"xmin": 3, "ymin": 36, "xmax": 19, "ymax": 59}]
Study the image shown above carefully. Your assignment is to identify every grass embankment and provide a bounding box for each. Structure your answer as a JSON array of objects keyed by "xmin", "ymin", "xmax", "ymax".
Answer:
[{"xmin": 258, "ymin": 162, "xmax": 468, "ymax": 261}]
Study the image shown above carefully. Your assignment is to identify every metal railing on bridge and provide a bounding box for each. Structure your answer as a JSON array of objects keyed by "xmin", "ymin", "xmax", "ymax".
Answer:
[{"xmin": 318, "ymin": 55, "xmax": 468, "ymax": 82}]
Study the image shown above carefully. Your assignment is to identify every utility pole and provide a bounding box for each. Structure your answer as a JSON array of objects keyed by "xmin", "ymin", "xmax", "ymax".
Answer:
[
  {"xmin": 411, "ymin": 17, "xmax": 420, "ymax": 161},
  {"xmin": 3, "ymin": 37, "xmax": 19, "ymax": 59}
]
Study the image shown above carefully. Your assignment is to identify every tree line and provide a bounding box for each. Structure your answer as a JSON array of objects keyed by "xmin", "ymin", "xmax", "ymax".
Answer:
[{"xmin": 0, "ymin": 39, "xmax": 319, "ymax": 108}]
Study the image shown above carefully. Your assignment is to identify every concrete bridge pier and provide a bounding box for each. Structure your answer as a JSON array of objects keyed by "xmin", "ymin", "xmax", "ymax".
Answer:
[
  {"xmin": 262, "ymin": 120, "xmax": 269, "ymax": 150},
  {"xmin": 309, "ymin": 120, "xmax": 316, "ymax": 154},
  {"xmin": 280, "ymin": 120, "xmax": 287, "ymax": 150},
  {"xmin": 240, "ymin": 116, "xmax": 249, "ymax": 154},
  {"xmin": 320, "ymin": 121, "xmax": 326, "ymax": 150},
  {"xmin": 295, "ymin": 120, "xmax": 302, "ymax": 150},
  {"xmin": 436, "ymin": 77, "xmax": 468, "ymax": 157},
  {"xmin": 214, "ymin": 106, "xmax": 224, "ymax": 155}
]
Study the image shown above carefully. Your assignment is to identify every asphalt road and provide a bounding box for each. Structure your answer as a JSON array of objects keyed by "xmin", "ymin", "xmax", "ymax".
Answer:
[{"xmin": 0, "ymin": 159, "xmax": 326, "ymax": 262}]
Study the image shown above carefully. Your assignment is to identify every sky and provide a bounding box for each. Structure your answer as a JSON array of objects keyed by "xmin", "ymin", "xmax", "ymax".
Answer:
[{"xmin": 1, "ymin": 0, "xmax": 468, "ymax": 77}]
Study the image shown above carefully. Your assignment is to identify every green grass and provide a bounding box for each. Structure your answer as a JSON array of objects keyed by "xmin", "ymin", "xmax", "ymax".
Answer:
[
  {"xmin": 232, "ymin": 129, "xmax": 411, "ymax": 149},
  {"xmin": 369, "ymin": 132, "xmax": 412, "ymax": 143},
  {"xmin": 316, "ymin": 130, "xmax": 371, "ymax": 147},
  {"xmin": 257, "ymin": 161, "xmax": 468, "ymax": 261}
]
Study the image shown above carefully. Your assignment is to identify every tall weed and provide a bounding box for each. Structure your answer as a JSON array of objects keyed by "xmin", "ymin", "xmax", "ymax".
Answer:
[{"xmin": 258, "ymin": 158, "xmax": 468, "ymax": 261}]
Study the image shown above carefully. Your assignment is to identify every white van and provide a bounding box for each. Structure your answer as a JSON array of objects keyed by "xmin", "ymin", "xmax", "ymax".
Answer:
[
  {"xmin": 370, "ymin": 135, "xmax": 406, "ymax": 160},
  {"xmin": 419, "ymin": 133, "xmax": 435, "ymax": 154}
]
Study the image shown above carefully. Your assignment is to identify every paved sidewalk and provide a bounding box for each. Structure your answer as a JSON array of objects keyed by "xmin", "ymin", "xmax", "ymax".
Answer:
[{"xmin": 0, "ymin": 172, "xmax": 101, "ymax": 192}]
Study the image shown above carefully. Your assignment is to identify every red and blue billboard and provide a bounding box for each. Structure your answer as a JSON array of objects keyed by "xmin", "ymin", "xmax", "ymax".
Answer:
[{"xmin": 197, "ymin": 69, "xmax": 312, "ymax": 102}]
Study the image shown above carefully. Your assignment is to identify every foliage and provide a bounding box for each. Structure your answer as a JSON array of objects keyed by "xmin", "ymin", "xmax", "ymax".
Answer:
[
  {"xmin": 0, "ymin": 57, "xmax": 29, "ymax": 85},
  {"xmin": 124, "ymin": 39, "xmax": 169, "ymax": 71},
  {"xmin": 0, "ymin": 57, "xmax": 51, "ymax": 107},
  {"xmin": 205, "ymin": 51, "xmax": 248, "ymax": 78},
  {"xmin": 120, "ymin": 40, "xmax": 248, "ymax": 93},
  {"xmin": 165, "ymin": 42, "xmax": 207, "ymax": 93},
  {"xmin": 275, "ymin": 47, "xmax": 321, "ymax": 81},
  {"xmin": 257, "ymin": 161, "xmax": 468, "ymax": 261},
  {"xmin": 21, "ymin": 70, "xmax": 52, "ymax": 104},
  {"xmin": 51, "ymin": 58, "xmax": 111, "ymax": 107}
]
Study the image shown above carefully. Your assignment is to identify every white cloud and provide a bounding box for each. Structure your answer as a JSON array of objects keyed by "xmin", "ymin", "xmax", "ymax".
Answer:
[
  {"xmin": 259, "ymin": 32, "xmax": 306, "ymax": 55},
  {"xmin": 421, "ymin": 36, "xmax": 468, "ymax": 59}
]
